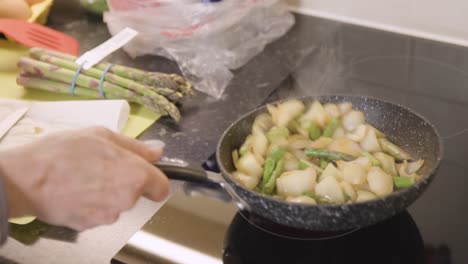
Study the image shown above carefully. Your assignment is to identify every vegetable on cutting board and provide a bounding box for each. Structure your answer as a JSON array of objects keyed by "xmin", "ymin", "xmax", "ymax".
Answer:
[
  {"xmin": 16, "ymin": 48, "xmax": 193, "ymax": 122},
  {"xmin": 26, "ymin": 0, "xmax": 44, "ymax": 4},
  {"xmin": 0, "ymin": 0, "xmax": 31, "ymax": 20},
  {"xmin": 0, "ymin": 0, "xmax": 48, "ymax": 20}
]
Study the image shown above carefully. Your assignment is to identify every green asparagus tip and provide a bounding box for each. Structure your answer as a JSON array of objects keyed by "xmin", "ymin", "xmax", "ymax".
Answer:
[
  {"xmin": 298, "ymin": 159, "xmax": 323, "ymax": 172},
  {"xmin": 308, "ymin": 122, "xmax": 322, "ymax": 140},
  {"xmin": 393, "ymin": 176, "xmax": 416, "ymax": 189},
  {"xmin": 323, "ymin": 117, "xmax": 340, "ymax": 138},
  {"xmin": 320, "ymin": 158, "xmax": 329, "ymax": 169}
]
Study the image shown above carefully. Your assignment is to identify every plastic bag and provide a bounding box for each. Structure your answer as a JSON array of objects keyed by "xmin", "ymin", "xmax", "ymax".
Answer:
[{"xmin": 104, "ymin": 0, "xmax": 295, "ymax": 99}]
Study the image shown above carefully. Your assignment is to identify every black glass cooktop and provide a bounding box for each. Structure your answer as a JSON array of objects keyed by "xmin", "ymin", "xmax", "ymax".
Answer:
[{"xmin": 114, "ymin": 16, "xmax": 468, "ymax": 264}]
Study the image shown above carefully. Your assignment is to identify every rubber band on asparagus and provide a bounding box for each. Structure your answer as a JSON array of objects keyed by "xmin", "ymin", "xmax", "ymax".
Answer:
[
  {"xmin": 98, "ymin": 64, "xmax": 113, "ymax": 98},
  {"xmin": 70, "ymin": 62, "xmax": 85, "ymax": 95}
]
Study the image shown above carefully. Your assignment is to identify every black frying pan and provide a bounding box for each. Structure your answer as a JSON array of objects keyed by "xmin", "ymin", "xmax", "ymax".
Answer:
[{"xmin": 157, "ymin": 95, "xmax": 443, "ymax": 231}]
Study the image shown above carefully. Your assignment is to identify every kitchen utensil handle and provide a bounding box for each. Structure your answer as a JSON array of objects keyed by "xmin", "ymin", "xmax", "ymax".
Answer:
[{"xmin": 155, "ymin": 157, "xmax": 211, "ymax": 185}]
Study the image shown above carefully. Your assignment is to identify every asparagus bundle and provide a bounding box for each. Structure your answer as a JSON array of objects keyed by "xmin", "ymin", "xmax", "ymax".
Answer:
[
  {"xmin": 29, "ymin": 48, "xmax": 193, "ymax": 95},
  {"xmin": 17, "ymin": 73, "xmax": 162, "ymax": 113},
  {"xmin": 16, "ymin": 48, "xmax": 192, "ymax": 122}
]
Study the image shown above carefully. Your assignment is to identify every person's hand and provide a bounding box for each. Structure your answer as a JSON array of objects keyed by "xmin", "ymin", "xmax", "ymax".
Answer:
[{"xmin": 0, "ymin": 127, "xmax": 169, "ymax": 231}]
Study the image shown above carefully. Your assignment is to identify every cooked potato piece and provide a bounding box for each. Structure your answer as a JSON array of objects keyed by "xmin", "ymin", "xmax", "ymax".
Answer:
[
  {"xmin": 267, "ymin": 138, "xmax": 288, "ymax": 155},
  {"xmin": 373, "ymin": 152, "xmax": 397, "ymax": 176},
  {"xmin": 276, "ymin": 100, "xmax": 305, "ymax": 127},
  {"xmin": 342, "ymin": 110, "xmax": 365, "ymax": 131},
  {"xmin": 232, "ymin": 171, "xmax": 260, "ymax": 190},
  {"xmin": 238, "ymin": 135, "xmax": 253, "ymax": 156},
  {"xmin": 367, "ymin": 125, "xmax": 386, "ymax": 138},
  {"xmin": 291, "ymin": 149, "xmax": 308, "ymax": 161},
  {"xmin": 237, "ymin": 152, "xmax": 263, "ymax": 179},
  {"xmin": 360, "ymin": 127, "xmax": 382, "ymax": 152},
  {"xmin": 302, "ymin": 101, "xmax": 330, "ymax": 128},
  {"xmin": 350, "ymin": 157, "xmax": 372, "ymax": 168},
  {"xmin": 254, "ymin": 152, "xmax": 265, "ymax": 165},
  {"xmin": 328, "ymin": 138, "xmax": 362, "ymax": 157},
  {"xmin": 252, "ymin": 113, "xmax": 274, "ymax": 133},
  {"xmin": 397, "ymin": 160, "xmax": 424, "ymax": 177},
  {"xmin": 324, "ymin": 103, "xmax": 341, "ymax": 118},
  {"xmin": 356, "ymin": 190, "xmax": 377, "ymax": 202},
  {"xmin": 338, "ymin": 161, "xmax": 367, "ymax": 185},
  {"xmin": 338, "ymin": 102, "xmax": 353, "ymax": 115},
  {"xmin": 284, "ymin": 152, "xmax": 299, "ymax": 171},
  {"xmin": 407, "ymin": 159, "xmax": 424, "ymax": 173},
  {"xmin": 319, "ymin": 163, "xmax": 342, "ymax": 182},
  {"xmin": 315, "ymin": 175, "xmax": 345, "ymax": 203},
  {"xmin": 367, "ymin": 167, "xmax": 394, "ymax": 196},
  {"xmin": 333, "ymin": 126, "xmax": 346, "ymax": 139},
  {"xmin": 347, "ymin": 124, "xmax": 367, "ymax": 142},
  {"xmin": 341, "ymin": 181, "xmax": 357, "ymax": 201},
  {"xmin": 286, "ymin": 195, "xmax": 317, "ymax": 205},
  {"xmin": 252, "ymin": 130, "xmax": 268, "ymax": 158},
  {"xmin": 310, "ymin": 137, "xmax": 333, "ymax": 149},
  {"xmin": 294, "ymin": 124, "xmax": 309, "ymax": 138},
  {"xmin": 276, "ymin": 168, "xmax": 317, "ymax": 197},
  {"xmin": 288, "ymin": 134, "xmax": 312, "ymax": 149},
  {"xmin": 232, "ymin": 150, "xmax": 239, "ymax": 168}
]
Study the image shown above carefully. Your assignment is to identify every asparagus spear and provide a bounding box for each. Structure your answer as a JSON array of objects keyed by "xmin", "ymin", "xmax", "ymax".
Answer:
[
  {"xmin": 393, "ymin": 176, "xmax": 416, "ymax": 189},
  {"xmin": 320, "ymin": 158, "xmax": 329, "ymax": 169},
  {"xmin": 261, "ymin": 147, "xmax": 285, "ymax": 187},
  {"xmin": 262, "ymin": 158, "xmax": 285, "ymax": 195},
  {"xmin": 261, "ymin": 158, "xmax": 276, "ymax": 187},
  {"xmin": 298, "ymin": 159, "xmax": 323, "ymax": 172},
  {"xmin": 16, "ymin": 74, "xmax": 167, "ymax": 116},
  {"xmin": 308, "ymin": 122, "xmax": 321, "ymax": 140},
  {"xmin": 27, "ymin": 49, "xmax": 183, "ymax": 102},
  {"xmin": 269, "ymin": 147, "xmax": 286, "ymax": 160},
  {"xmin": 18, "ymin": 57, "xmax": 180, "ymax": 122},
  {"xmin": 378, "ymin": 138, "xmax": 412, "ymax": 160},
  {"xmin": 99, "ymin": 63, "xmax": 193, "ymax": 96},
  {"xmin": 323, "ymin": 117, "xmax": 340, "ymax": 138},
  {"xmin": 29, "ymin": 48, "xmax": 192, "ymax": 95},
  {"xmin": 361, "ymin": 151, "xmax": 381, "ymax": 167},
  {"xmin": 305, "ymin": 148, "xmax": 355, "ymax": 161}
]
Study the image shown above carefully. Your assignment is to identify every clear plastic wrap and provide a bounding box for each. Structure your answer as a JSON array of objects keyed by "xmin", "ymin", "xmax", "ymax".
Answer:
[{"xmin": 104, "ymin": 0, "xmax": 295, "ymax": 98}]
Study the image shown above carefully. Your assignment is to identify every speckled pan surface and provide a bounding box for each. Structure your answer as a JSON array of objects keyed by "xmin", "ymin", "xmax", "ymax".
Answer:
[{"xmin": 217, "ymin": 95, "xmax": 443, "ymax": 231}]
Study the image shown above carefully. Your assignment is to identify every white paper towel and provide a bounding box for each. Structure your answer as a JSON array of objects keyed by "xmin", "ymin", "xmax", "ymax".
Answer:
[{"xmin": 0, "ymin": 99, "xmax": 130, "ymax": 150}]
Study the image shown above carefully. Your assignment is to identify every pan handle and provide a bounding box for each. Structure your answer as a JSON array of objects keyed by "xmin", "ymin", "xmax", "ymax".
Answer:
[
  {"xmin": 155, "ymin": 158, "xmax": 251, "ymax": 211},
  {"xmin": 144, "ymin": 140, "xmax": 214, "ymax": 185},
  {"xmin": 155, "ymin": 157, "xmax": 214, "ymax": 185}
]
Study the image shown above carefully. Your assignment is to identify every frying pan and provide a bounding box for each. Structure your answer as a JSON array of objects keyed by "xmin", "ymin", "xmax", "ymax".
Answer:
[{"xmin": 156, "ymin": 95, "xmax": 443, "ymax": 231}]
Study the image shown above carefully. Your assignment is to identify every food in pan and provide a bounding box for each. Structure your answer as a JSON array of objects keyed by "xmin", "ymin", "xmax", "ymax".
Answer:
[{"xmin": 231, "ymin": 99, "xmax": 424, "ymax": 205}]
